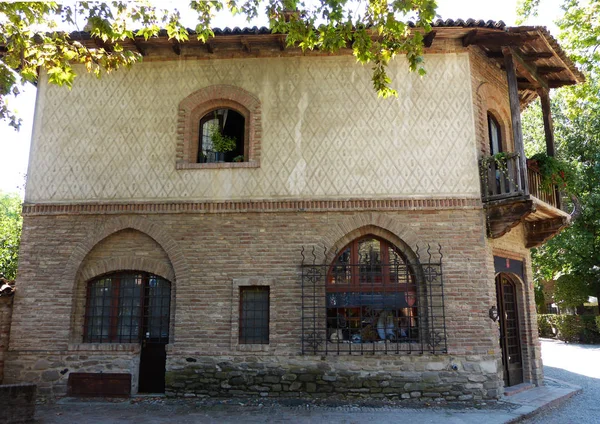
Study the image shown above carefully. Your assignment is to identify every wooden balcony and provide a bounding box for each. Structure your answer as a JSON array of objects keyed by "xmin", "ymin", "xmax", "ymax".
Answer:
[{"xmin": 480, "ymin": 153, "xmax": 570, "ymax": 247}]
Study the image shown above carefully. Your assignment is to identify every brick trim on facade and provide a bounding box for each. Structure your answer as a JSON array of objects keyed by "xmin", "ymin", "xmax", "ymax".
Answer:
[
  {"xmin": 78, "ymin": 256, "xmax": 176, "ymax": 283},
  {"xmin": 176, "ymin": 84, "xmax": 262, "ymax": 169},
  {"xmin": 23, "ymin": 197, "xmax": 482, "ymax": 216},
  {"xmin": 61, "ymin": 216, "xmax": 190, "ymax": 292}
]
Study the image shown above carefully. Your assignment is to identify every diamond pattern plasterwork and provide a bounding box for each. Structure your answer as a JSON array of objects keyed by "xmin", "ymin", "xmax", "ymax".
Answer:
[{"xmin": 26, "ymin": 54, "xmax": 480, "ymax": 203}]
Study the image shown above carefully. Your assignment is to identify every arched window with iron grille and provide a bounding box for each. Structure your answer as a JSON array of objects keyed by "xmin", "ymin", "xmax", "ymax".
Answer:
[{"xmin": 301, "ymin": 235, "xmax": 447, "ymax": 355}]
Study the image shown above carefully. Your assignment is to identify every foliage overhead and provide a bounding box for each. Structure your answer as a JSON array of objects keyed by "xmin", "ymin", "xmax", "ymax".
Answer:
[
  {"xmin": 0, "ymin": 0, "xmax": 438, "ymax": 129},
  {"xmin": 519, "ymin": 0, "xmax": 600, "ymax": 312},
  {"xmin": 0, "ymin": 192, "xmax": 22, "ymax": 281}
]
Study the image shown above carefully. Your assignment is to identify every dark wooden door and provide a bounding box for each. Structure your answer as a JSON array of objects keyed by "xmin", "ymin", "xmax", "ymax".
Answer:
[
  {"xmin": 138, "ymin": 277, "xmax": 171, "ymax": 393},
  {"xmin": 138, "ymin": 342, "xmax": 167, "ymax": 393},
  {"xmin": 496, "ymin": 274, "xmax": 523, "ymax": 387}
]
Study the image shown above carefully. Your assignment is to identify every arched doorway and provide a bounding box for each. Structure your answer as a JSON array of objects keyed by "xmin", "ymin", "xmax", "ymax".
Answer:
[
  {"xmin": 495, "ymin": 273, "xmax": 523, "ymax": 387},
  {"xmin": 84, "ymin": 271, "xmax": 172, "ymax": 393}
]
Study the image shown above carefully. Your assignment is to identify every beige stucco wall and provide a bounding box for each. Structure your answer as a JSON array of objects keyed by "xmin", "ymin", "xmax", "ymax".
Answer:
[{"xmin": 26, "ymin": 54, "xmax": 479, "ymax": 203}]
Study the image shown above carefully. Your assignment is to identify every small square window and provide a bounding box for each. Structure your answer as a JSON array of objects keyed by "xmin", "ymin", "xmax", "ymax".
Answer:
[{"xmin": 239, "ymin": 286, "xmax": 269, "ymax": 344}]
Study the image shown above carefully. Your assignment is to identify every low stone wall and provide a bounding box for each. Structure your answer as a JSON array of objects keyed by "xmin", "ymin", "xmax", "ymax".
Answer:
[
  {"xmin": 0, "ymin": 297, "xmax": 14, "ymax": 383},
  {"xmin": 3, "ymin": 345, "xmax": 140, "ymax": 399},
  {"xmin": 165, "ymin": 355, "xmax": 503, "ymax": 401},
  {"xmin": 0, "ymin": 384, "xmax": 36, "ymax": 424}
]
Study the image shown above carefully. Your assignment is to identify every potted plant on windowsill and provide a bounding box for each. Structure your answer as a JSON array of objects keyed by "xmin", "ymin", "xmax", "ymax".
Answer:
[{"xmin": 210, "ymin": 124, "xmax": 237, "ymax": 162}]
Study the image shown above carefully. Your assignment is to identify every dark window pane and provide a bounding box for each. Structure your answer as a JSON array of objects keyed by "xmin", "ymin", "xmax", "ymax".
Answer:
[
  {"xmin": 84, "ymin": 272, "xmax": 171, "ymax": 344},
  {"xmin": 239, "ymin": 287, "xmax": 269, "ymax": 344}
]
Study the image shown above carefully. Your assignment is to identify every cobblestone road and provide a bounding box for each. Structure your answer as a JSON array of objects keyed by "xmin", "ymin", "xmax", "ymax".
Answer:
[{"xmin": 522, "ymin": 339, "xmax": 600, "ymax": 424}]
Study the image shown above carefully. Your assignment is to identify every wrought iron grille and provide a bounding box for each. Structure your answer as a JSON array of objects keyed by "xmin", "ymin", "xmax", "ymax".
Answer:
[
  {"xmin": 301, "ymin": 242, "xmax": 447, "ymax": 355},
  {"xmin": 239, "ymin": 286, "xmax": 270, "ymax": 344},
  {"xmin": 84, "ymin": 272, "xmax": 171, "ymax": 343}
]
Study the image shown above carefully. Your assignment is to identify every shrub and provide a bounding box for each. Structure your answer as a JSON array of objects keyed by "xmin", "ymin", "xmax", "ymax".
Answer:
[
  {"xmin": 596, "ymin": 316, "xmax": 600, "ymax": 333},
  {"xmin": 553, "ymin": 315, "xmax": 600, "ymax": 344},
  {"xmin": 537, "ymin": 314, "xmax": 557, "ymax": 338},
  {"xmin": 554, "ymin": 315, "xmax": 582, "ymax": 342},
  {"xmin": 580, "ymin": 316, "xmax": 600, "ymax": 344}
]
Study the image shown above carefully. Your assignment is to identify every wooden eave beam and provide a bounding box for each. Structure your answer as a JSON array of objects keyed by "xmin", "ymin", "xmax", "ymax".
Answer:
[
  {"xmin": 93, "ymin": 37, "xmax": 113, "ymax": 53},
  {"xmin": 207, "ymin": 40, "xmax": 216, "ymax": 53},
  {"xmin": 132, "ymin": 39, "xmax": 146, "ymax": 56},
  {"xmin": 509, "ymin": 47, "xmax": 549, "ymax": 91},
  {"xmin": 537, "ymin": 66, "xmax": 566, "ymax": 75},
  {"xmin": 464, "ymin": 32, "xmax": 536, "ymax": 47},
  {"xmin": 423, "ymin": 31, "xmax": 436, "ymax": 48},
  {"xmin": 487, "ymin": 50, "xmax": 554, "ymax": 61},
  {"xmin": 462, "ymin": 29, "xmax": 478, "ymax": 47},
  {"xmin": 278, "ymin": 34, "xmax": 287, "ymax": 51},
  {"xmin": 171, "ymin": 40, "xmax": 181, "ymax": 55},
  {"xmin": 240, "ymin": 36, "xmax": 251, "ymax": 53},
  {"xmin": 536, "ymin": 31, "xmax": 582, "ymax": 84}
]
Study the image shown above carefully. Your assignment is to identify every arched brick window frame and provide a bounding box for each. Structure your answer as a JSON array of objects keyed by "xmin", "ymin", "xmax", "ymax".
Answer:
[{"xmin": 176, "ymin": 85, "xmax": 262, "ymax": 169}]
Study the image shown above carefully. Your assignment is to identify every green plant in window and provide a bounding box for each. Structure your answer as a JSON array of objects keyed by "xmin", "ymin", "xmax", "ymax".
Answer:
[
  {"xmin": 233, "ymin": 155, "xmax": 244, "ymax": 163},
  {"xmin": 209, "ymin": 124, "xmax": 237, "ymax": 153}
]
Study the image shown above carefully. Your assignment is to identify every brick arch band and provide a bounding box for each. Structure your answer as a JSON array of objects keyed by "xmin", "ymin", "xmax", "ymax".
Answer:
[
  {"xmin": 320, "ymin": 213, "xmax": 420, "ymax": 265},
  {"xmin": 65, "ymin": 216, "xmax": 188, "ymax": 343},
  {"xmin": 176, "ymin": 84, "xmax": 262, "ymax": 166},
  {"xmin": 62, "ymin": 216, "xmax": 189, "ymax": 288}
]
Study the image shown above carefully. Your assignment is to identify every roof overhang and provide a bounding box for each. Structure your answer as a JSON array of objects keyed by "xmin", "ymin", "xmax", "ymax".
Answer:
[{"xmin": 1, "ymin": 19, "xmax": 584, "ymax": 102}]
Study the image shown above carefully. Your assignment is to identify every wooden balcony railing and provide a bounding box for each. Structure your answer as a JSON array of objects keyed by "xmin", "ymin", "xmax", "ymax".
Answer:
[
  {"xmin": 480, "ymin": 153, "xmax": 561, "ymax": 210},
  {"xmin": 527, "ymin": 163, "xmax": 561, "ymax": 209},
  {"xmin": 480, "ymin": 152, "xmax": 525, "ymax": 202}
]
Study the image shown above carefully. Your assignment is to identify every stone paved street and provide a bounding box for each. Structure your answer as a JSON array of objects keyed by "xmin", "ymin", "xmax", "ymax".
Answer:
[{"xmin": 521, "ymin": 339, "xmax": 600, "ymax": 424}]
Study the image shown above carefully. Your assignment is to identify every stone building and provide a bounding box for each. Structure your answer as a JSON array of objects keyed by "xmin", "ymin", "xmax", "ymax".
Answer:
[{"xmin": 1, "ymin": 20, "xmax": 583, "ymax": 399}]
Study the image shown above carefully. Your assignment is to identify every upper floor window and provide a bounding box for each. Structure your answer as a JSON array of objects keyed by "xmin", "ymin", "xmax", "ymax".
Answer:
[
  {"xmin": 199, "ymin": 108, "xmax": 245, "ymax": 163},
  {"xmin": 176, "ymin": 85, "xmax": 262, "ymax": 169},
  {"xmin": 488, "ymin": 113, "xmax": 502, "ymax": 155}
]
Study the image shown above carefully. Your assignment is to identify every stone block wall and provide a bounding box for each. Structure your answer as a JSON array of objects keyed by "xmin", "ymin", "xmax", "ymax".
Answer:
[
  {"xmin": 0, "ymin": 384, "xmax": 36, "ymax": 424},
  {"xmin": 165, "ymin": 355, "xmax": 502, "ymax": 400},
  {"xmin": 4, "ymin": 344, "xmax": 140, "ymax": 398},
  {"xmin": 0, "ymin": 297, "xmax": 14, "ymax": 383}
]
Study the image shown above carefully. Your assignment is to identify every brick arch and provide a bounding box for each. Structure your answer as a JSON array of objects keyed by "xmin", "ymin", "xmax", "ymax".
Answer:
[
  {"xmin": 65, "ymin": 216, "xmax": 187, "ymax": 343},
  {"xmin": 176, "ymin": 84, "xmax": 262, "ymax": 167},
  {"xmin": 79, "ymin": 257, "xmax": 175, "ymax": 283},
  {"xmin": 62, "ymin": 215, "xmax": 189, "ymax": 289},
  {"xmin": 475, "ymin": 82, "xmax": 512, "ymax": 154},
  {"xmin": 320, "ymin": 214, "xmax": 419, "ymax": 264}
]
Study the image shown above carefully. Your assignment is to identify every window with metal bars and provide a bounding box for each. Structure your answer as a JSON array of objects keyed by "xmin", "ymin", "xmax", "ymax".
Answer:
[
  {"xmin": 239, "ymin": 286, "xmax": 270, "ymax": 344},
  {"xmin": 84, "ymin": 271, "xmax": 171, "ymax": 343},
  {"xmin": 301, "ymin": 236, "xmax": 447, "ymax": 355},
  {"xmin": 327, "ymin": 237, "xmax": 418, "ymax": 345}
]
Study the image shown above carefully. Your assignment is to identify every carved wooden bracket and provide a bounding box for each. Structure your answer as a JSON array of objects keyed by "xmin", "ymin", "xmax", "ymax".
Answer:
[
  {"xmin": 486, "ymin": 199, "xmax": 535, "ymax": 239},
  {"xmin": 524, "ymin": 217, "xmax": 568, "ymax": 248}
]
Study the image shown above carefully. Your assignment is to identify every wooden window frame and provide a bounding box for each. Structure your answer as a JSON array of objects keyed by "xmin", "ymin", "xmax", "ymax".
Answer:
[
  {"xmin": 83, "ymin": 272, "xmax": 170, "ymax": 344},
  {"xmin": 488, "ymin": 112, "xmax": 503, "ymax": 155}
]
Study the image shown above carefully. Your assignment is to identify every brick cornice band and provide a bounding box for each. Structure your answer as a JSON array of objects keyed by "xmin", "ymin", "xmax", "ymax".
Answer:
[{"xmin": 22, "ymin": 197, "xmax": 482, "ymax": 216}]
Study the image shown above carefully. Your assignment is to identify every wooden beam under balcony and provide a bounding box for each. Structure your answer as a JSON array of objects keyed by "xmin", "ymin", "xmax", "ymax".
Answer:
[
  {"xmin": 486, "ymin": 200, "xmax": 535, "ymax": 238},
  {"xmin": 525, "ymin": 217, "xmax": 568, "ymax": 248}
]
